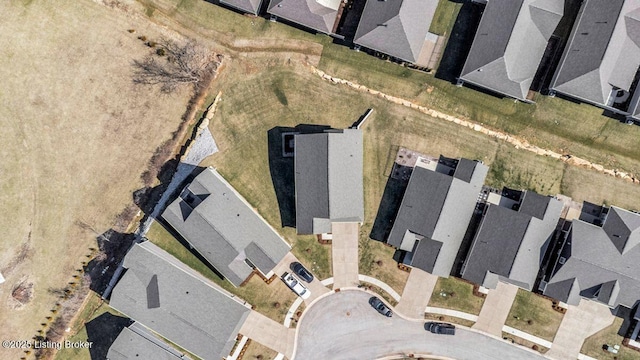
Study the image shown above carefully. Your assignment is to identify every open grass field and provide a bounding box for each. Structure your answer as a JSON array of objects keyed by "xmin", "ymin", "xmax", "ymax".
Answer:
[
  {"xmin": 581, "ymin": 317, "xmax": 640, "ymax": 360},
  {"xmin": 505, "ymin": 290, "xmax": 564, "ymax": 342},
  {"xmin": 0, "ymin": 0, "xmax": 191, "ymax": 356},
  {"xmin": 428, "ymin": 277, "xmax": 485, "ymax": 315}
]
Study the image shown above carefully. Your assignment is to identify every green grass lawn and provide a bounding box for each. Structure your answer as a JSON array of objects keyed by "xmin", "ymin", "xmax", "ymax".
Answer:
[
  {"xmin": 505, "ymin": 290, "xmax": 564, "ymax": 342},
  {"xmin": 428, "ymin": 277, "xmax": 485, "ymax": 315},
  {"xmin": 581, "ymin": 317, "xmax": 640, "ymax": 360},
  {"xmin": 429, "ymin": 0, "xmax": 463, "ymax": 36}
]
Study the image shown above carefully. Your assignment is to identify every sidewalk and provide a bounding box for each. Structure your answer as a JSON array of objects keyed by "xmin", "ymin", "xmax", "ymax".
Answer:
[
  {"xmin": 239, "ymin": 311, "xmax": 296, "ymax": 359},
  {"xmin": 472, "ymin": 282, "xmax": 519, "ymax": 336},
  {"xmin": 331, "ymin": 222, "xmax": 360, "ymax": 289},
  {"xmin": 396, "ymin": 269, "xmax": 438, "ymax": 318}
]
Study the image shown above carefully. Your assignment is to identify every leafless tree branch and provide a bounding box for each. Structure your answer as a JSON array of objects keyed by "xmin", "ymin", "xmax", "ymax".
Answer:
[{"xmin": 132, "ymin": 38, "xmax": 222, "ymax": 93}]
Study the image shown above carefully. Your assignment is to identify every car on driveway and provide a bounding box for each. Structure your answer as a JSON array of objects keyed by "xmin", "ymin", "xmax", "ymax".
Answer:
[
  {"xmin": 291, "ymin": 262, "xmax": 314, "ymax": 283},
  {"xmin": 368, "ymin": 296, "xmax": 392, "ymax": 317},
  {"xmin": 425, "ymin": 322, "xmax": 455, "ymax": 335},
  {"xmin": 282, "ymin": 272, "xmax": 311, "ymax": 299}
]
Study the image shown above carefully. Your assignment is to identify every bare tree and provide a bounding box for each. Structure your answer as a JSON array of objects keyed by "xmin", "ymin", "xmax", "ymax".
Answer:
[{"xmin": 132, "ymin": 38, "xmax": 222, "ymax": 93}]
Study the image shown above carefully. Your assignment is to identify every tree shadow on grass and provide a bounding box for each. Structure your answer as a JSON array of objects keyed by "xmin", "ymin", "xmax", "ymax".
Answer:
[{"xmin": 86, "ymin": 313, "xmax": 133, "ymax": 360}]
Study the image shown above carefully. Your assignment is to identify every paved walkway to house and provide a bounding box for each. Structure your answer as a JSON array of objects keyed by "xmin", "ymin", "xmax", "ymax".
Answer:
[
  {"xmin": 239, "ymin": 310, "xmax": 296, "ymax": 359},
  {"xmin": 331, "ymin": 222, "xmax": 360, "ymax": 289},
  {"xmin": 396, "ymin": 269, "xmax": 439, "ymax": 318},
  {"xmin": 272, "ymin": 252, "xmax": 331, "ymax": 304},
  {"xmin": 547, "ymin": 299, "xmax": 614, "ymax": 360},
  {"xmin": 472, "ymin": 282, "xmax": 519, "ymax": 336}
]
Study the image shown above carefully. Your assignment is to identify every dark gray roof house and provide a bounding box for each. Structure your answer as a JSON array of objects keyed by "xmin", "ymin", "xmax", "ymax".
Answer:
[
  {"xmin": 461, "ymin": 190, "xmax": 563, "ymax": 290},
  {"xmin": 162, "ymin": 167, "xmax": 291, "ymax": 287},
  {"xmin": 294, "ymin": 129, "xmax": 364, "ymax": 235},
  {"xmin": 268, "ymin": 0, "xmax": 342, "ymax": 34},
  {"xmin": 219, "ymin": 0, "xmax": 263, "ymax": 15},
  {"xmin": 107, "ymin": 327, "xmax": 183, "ymax": 360},
  {"xmin": 460, "ymin": 0, "xmax": 563, "ymax": 101},
  {"xmin": 550, "ymin": 0, "xmax": 640, "ymax": 119},
  {"xmin": 388, "ymin": 157, "xmax": 488, "ymax": 277},
  {"xmin": 544, "ymin": 206, "xmax": 640, "ymax": 309},
  {"xmin": 354, "ymin": 0, "xmax": 440, "ymax": 67},
  {"xmin": 109, "ymin": 242, "xmax": 252, "ymax": 360}
]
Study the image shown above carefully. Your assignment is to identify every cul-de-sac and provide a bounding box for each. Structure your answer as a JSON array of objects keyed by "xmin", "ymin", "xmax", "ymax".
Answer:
[{"xmin": 3, "ymin": 0, "xmax": 640, "ymax": 359}]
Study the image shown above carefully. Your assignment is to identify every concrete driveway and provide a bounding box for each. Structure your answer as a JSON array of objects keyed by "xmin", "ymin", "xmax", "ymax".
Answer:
[
  {"xmin": 473, "ymin": 282, "xmax": 519, "ymax": 336},
  {"xmin": 272, "ymin": 252, "xmax": 331, "ymax": 304},
  {"xmin": 331, "ymin": 222, "xmax": 360, "ymax": 289},
  {"xmin": 294, "ymin": 290, "xmax": 545, "ymax": 360},
  {"xmin": 396, "ymin": 269, "xmax": 438, "ymax": 318},
  {"xmin": 547, "ymin": 299, "xmax": 614, "ymax": 360},
  {"xmin": 239, "ymin": 310, "xmax": 295, "ymax": 359}
]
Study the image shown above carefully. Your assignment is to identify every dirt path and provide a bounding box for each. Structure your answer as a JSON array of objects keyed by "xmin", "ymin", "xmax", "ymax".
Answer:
[{"xmin": 311, "ymin": 67, "xmax": 640, "ymax": 185}]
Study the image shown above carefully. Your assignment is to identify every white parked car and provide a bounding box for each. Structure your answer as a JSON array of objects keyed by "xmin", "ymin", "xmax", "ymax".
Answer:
[{"xmin": 282, "ymin": 272, "xmax": 311, "ymax": 299}]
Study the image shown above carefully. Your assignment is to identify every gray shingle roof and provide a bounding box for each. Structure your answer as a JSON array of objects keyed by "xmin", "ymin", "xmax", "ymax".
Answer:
[
  {"xmin": 544, "ymin": 206, "xmax": 640, "ymax": 308},
  {"xmin": 107, "ymin": 327, "xmax": 181, "ymax": 360},
  {"xmin": 389, "ymin": 158, "xmax": 488, "ymax": 277},
  {"xmin": 460, "ymin": 0, "xmax": 563, "ymax": 101},
  {"xmin": 109, "ymin": 242, "xmax": 251, "ymax": 360},
  {"xmin": 551, "ymin": 0, "xmax": 640, "ymax": 109},
  {"xmin": 462, "ymin": 192, "xmax": 562, "ymax": 290},
  {"xmin": 294, "ymin": 129, "xmax": 364, "ymax": 234},
  {"xmin": 220, "ymin": 0, "xmax": 263, "ymax": 14},
  {"xmin": 354, "ymin": 0, "xmax": 439, "ymax": 64},
  {"xmin": 162, "ymin": 168, "xmax": 291, "ymax": 287},
  {"xmin": 268, "ymin": 0, "xmax": 341, "ymax": 34}
]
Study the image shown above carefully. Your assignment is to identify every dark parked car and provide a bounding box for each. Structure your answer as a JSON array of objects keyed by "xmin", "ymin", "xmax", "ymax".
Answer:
[
  {"xmin": 368, "ymin": 296, "xmax": 392, "ymax": 317},
  {"xmin": 425, "ymin": 322, "xmax": 456, "ymax": 335},
  {"xmin": 291, "ymin": 262, "xmax": 314, "ymax": 283}
]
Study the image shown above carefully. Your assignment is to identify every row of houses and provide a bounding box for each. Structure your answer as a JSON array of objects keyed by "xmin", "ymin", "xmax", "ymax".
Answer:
[
  {"xmin": 214, "ymin": 0, "xmax": 446, "ymax": 69},
  {"xmin": 456, "ymin": 0, "xmax": 640, "ymax": 122},
  {"xmin": 104, "ymin": 128, "xmax": 366, "ymax": 359},
  {"xmin": 382, "ymin": 152, "xmax": 640, "ymax": 313},
  {"xmin": 215, "ymin": 0, "xmax": 640, "ymax": 122}
]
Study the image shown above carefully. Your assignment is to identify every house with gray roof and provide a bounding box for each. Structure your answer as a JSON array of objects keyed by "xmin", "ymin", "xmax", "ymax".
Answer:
[
  {"xmin": 267, "ymin": 0, "xmax": 343, "ymax": 34},
  {"xmin": 543, "ymin": 206, "xmax": 640, "ymax": 310},
  {"xmin": 219, "ymin": 0, "xmax": 263, "ymax": 15},
  {"xmin": 294, "ymin": 128, "xmax": 364, "ymax": 235},
  {"xmin": 461, "ymin": 189, "xmax": 563, "ymax": 290},
  {"xmin": 354, "ymin": 0, "xmax": 440, "ymax": 68},
  {"xmin": 109, "ymin": 242, "xmax": 251, "ymax": 360},
  {"xmin": 162, "ymin": 167, "xmax": 291, "ymax": 287},
  {"xmin": 107, "ymin": 326, "xmax": 185, "ymax": 360},
  {"xmin": 460, "ymin": 0, "xmax": 563, "ymax": 102},
  {"xmin": 387, "ymin": 156, "xmax": 488, "ymax": 277},
  {"xmin": 550, "ymin": 0, "xmax": 640, "ymax": 121}
]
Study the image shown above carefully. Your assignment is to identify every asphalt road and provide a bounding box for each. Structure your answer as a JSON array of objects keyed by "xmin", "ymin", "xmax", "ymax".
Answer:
[{"xmin": 294, "ymin": 290, "xmax": 546, "ymax": 360}]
